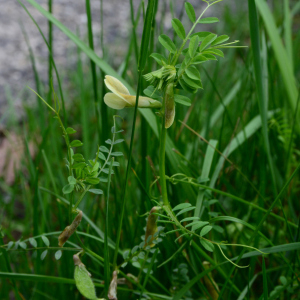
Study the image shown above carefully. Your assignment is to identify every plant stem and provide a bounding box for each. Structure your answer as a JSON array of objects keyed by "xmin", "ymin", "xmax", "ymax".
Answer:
[
  {"xmin": 112, "ymin": 75, "xmax": 142, "ymax": 270},
  {"xmin": 171, "ymin": 3, "xmax": 212, "ymax": 66},
  {"xmin": 159, "ymin": 90, "xmax": 169, "ymax": 207}
]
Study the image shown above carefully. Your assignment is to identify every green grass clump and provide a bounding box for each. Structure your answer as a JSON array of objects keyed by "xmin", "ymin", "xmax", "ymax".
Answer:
[{"xmin": 0, "ymin": 0, "xmax": 300, "ymax": 299}]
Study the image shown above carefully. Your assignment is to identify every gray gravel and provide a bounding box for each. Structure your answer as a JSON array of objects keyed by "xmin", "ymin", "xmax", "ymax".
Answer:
[{"xmin": 0, "ymin": 0, "xmax": 237, "ymax": 121}]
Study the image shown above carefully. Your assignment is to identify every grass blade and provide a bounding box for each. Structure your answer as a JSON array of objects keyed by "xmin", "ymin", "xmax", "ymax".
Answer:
[
  {"xmin": 248, "ymin": 0, "xmax": 277, "ymax": 194},
  {"xmin": 85, "ymin": 0, "xmax": 101, "ymax": 142},
  {"xmin": 255, "ymin": 0, "xmax": 298, "ymax": 122}
]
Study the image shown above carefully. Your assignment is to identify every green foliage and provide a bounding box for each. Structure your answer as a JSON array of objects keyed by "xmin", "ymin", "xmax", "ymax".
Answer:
[{"xmin": 1, "ymin": 0, "xmax": 300, "ymax": 299}]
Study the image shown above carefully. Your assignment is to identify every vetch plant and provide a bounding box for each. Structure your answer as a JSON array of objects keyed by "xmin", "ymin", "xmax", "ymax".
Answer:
[{"xmin": 4, "ymin": 0, "xmax": 298, "ymax": 299}]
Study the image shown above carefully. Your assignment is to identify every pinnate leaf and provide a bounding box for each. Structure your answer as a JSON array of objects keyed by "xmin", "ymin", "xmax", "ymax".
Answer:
[
  {"xmin": 66, "ymin": 127, "xmax": 76, "ymax": 134},
  {"xmin": 200, "ymin": 34, "xmax": 217, "ymax": 52},
  {"xmin": 63, "ymin": 184, "xmax": 75, "ymax": 194},
  {"xmin": 190, "ymin": 31, "xmax": 212, "ymax": 41},
  {"xmin": 173, "ymin": 203, "xmax": 192, "ymax": 211},
  {"xmin": 185, "ymin": 2, "xmax": 196, "ymax": 23},
  {"xmin": 158, "ymin": 34, "xmax": 177, "ymax": 54},
  {"xmin": 70, "ymin": 140, "xmax": 83, "ymax": 147},
  {"xmin": 174, "ymin": 94, "xmax": 192, "ymax": 106},
  {"xmin": 150, "ymin": 53, "xmax": 167, "ymax": 66},
  {"xmin": 186, "ymin": 65, "xmax": 201, "ymax": 81},
  {"xmin": 88, "ymin": 189, "xmax": 103, "ymax": 195},
  {"xmin": 172, "ymin": 18, "xmax": 185, "ymax": 40},
  {"xmin": 29, "ymin": 238, "xmax": 37, "ymax": 248},
  {"xmin": 200, "ymin": 239, "xmax": 214, "ymax": 252},
  {"xmin": 202, "ymin": 49, "xmax": 224, "ymax": 57},
  {"xmin": 55, "ymin": 250, "xmax": 62, "ymax": 260},
  {"xmin": 211, "ymin": 35, "xmax": 229, "ymax": 46},
  {"xmin": 41, "ymin": 235, "xmax": 50, "ymax": 247},
  {"xmin": 99, "ymin": 146, "xmax": 109, "ymax": 153},
  {"xmin": 200, "ymin": 225, "xmax": 213, "ymax": 237},
  {"xmin": 176, "ymin": 206, "xmax": 196, "ymax": 217},
  {"xmin": 40, "ymin": 250, "xmax": 48, "ymax": 260},
  {"xmin": 189, "ymin": 35, "xmax": 200, "ymax": 58},
  {"xmin": 199, "ymin": 17, "xmax": 219, "ymax": 24}
]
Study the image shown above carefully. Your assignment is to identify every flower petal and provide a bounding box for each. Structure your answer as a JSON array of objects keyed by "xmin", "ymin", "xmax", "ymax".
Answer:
[
  {"xmin": 104, "ymin": 93, "xmax": 127, "ymax": 109},
  {"xmin": 104, "ymin": 75, "xmax": 130, "ymax": 97},
  {"xmin": 122, "ymin": 95, "xmax": 162, "ymax": 108}
]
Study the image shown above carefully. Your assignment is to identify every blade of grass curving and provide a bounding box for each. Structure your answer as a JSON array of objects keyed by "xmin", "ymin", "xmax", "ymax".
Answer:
[
  {"xmin": 112, "ymin": 0, "xmax": 156, "ymax": 269},
  {"xmin": 193, "ymin": 140, "xmax": 218, "ymax": 229},
  {"xmin": 203, "ymin": 68, "xmax": 238, "ymax": 137},
  {"xmin": 262, "ymin": 257, "xmax": 268, "ymax": 300},
  {"xmin": 104, "ymin": 159, "xmax": 113, "ymax": 295},
  {"xmin": 209, "ymin": 111, "xmax": 277, "ymax": 189},
  {"xmin": 218, "ymin": 162, "xmax": 300, "ymax": 299},
  {"xmin": 200, "ymin": 80, "xmax": 241, "ymax": 136},
  {"xmin": 231, "ymin": 242, "xmax": 300, "ymax": 261},
  {"xmin": 18, "ymin": 0, "xmax": 67, "ymax": 124},
  {"xmin": 283, "ymin": 0, "xmax": 293, "ymax": 67},
  {"xmin": 255, "ymin": 0, "xmax": 298, "ymax": 123},
  {"xmin": 85, "ymin": 0, "xmax": 101, "ymax": 142},
  {"xmin": 248, "ymin": 0, "xmax": 277, "ymax": 194},
  {"xmin": 237, "ymin": 274, "xmax": 258, "ymax": 300}
]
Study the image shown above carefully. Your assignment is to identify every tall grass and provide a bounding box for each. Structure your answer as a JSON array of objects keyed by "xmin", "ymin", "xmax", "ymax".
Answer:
[{"xmin": 0, "ymin": 0, "xmax": 299, "ymax": 299}]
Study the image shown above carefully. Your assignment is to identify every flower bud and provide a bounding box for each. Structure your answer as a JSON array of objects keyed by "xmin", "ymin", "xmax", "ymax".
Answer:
[
  {"xmin": 145, "ymin": 207, "xmax": 160, "ymax": 247},
  {"xmin": 144, "ymin": 65, "xmax": 176, "ymax": 92}
]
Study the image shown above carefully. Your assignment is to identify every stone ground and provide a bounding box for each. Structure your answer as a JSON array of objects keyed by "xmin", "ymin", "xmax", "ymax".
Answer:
[{"xmin": 0, "ymin": 0, "xmax": 238, "ymax": 122}]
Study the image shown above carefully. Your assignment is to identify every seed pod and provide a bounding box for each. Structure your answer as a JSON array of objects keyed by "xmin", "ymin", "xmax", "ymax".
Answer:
[
  {"xmin": 164, "ymin": 82, "xmax": 175, "ymax": 128},
  {"xmin": 58, "ymin": 210, "xmax": 83, "ymax": 247},
  {"xmin": 202, "ymin": 261, "xmax": 219, "ymax": 300},
  {"xmin": 108, "ymin": 270, "xmax": 118, "ymax": 300},
  {"xmin": 144, "ymin": 206, "xmax": 160, "ymax": 247}
]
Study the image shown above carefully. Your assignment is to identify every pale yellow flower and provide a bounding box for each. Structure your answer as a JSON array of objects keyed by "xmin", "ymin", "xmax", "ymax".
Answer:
[{"xmin": 104, "ymin": 76, "xmax": 162, "ymax": 109}]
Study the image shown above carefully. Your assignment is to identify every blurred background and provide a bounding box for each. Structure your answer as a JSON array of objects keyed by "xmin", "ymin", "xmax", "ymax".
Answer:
[{"xmin": 0, "ymin": 0, "xmax": 249, "ymax": 122}]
